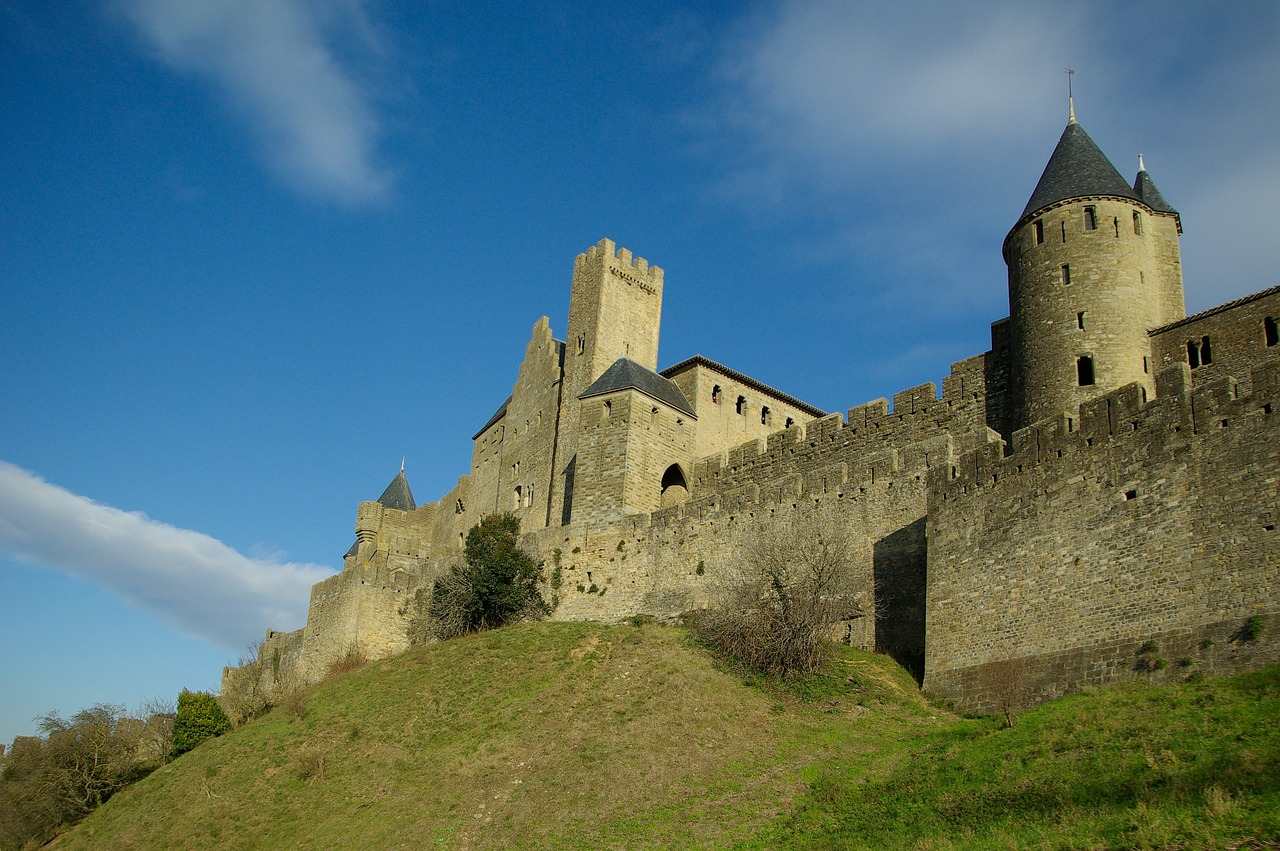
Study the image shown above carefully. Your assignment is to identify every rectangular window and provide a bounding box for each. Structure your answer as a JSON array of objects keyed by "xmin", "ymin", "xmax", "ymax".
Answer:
[
  {"xmin": 1084, "ymin": 206, "xmax": 1097, "ymax": 230},
  {"xmin": 1077, "ymin": 356, "xmax": 1095, "ymax": 386},
  {"xmin": 1034, "ymin": 220, "xmax": 1044, "ymax": 244},
  {"xmin": 1061, "ymin": 264, "xmax": 1070, "ymax": 286},
  {"xmin": 1133, "ymin": 211, "xmax": 1143, "ymax": 235},
  {"xmin": 1077, "ymin": 311, "xmax": 1085, "ymax": 330},
  {"xmin": 1266, "ymin": 317, "xmax": 1278, "ymax": 347},
  {"xmin": 1187, "ymin": 340, "xmax": 1201, "ymax": 369}
]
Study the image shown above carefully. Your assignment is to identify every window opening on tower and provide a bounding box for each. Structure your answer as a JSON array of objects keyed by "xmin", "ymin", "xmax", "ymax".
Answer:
[{"xmin": 1077, "ymin": 356, "xmax": 1095, "ymax": 386}]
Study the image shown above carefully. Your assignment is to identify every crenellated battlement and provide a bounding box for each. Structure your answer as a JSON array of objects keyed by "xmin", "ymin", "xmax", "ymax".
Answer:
[
  {"xmin": 574, "ymin": 237, "xmax": 665, "ymax": 286},
  {"xmin": 932, "ymin": 358, "xmax": 1280, "ymax": 508}
]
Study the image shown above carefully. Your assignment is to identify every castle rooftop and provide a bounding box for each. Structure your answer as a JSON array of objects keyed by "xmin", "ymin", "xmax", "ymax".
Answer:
[
  {"xmin": 580, "ymin": 357, "xmax": 697, "ymax": 417},
  {"xmin": 1020, "ymin": 120, "xmax": 1140, "ymax": 220},
  {"xmin": 377, "ymin": 468, "xmax": 416, "ymax": 512}
]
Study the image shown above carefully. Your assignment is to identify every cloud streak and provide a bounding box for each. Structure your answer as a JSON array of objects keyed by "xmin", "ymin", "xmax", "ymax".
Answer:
[
  {"xmin": 117, "ymin": 0, "xmax": 390, "ymax": 203},
  {"xmin": 0, "ymin": 461, "xmax": 330, "ymax": 651},
  {"xmin": 706, "ymin": 1, "xmax": 1280, "ymax": 307}
]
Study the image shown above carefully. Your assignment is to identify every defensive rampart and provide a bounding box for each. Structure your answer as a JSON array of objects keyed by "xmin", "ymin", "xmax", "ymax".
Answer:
[{"xmin": 924, "ymin": 360, "xmax": 1280, "ymax": 710}]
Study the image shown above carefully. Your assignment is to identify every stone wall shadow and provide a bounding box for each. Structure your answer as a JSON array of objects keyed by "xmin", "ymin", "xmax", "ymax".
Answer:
[{"xmin": 873, "ymin": 517, "xmax": 927, "ymax": 683}]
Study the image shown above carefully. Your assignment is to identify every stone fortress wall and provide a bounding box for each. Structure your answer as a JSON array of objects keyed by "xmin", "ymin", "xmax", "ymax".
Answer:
[{"xmin": 238, "ymin": 117, "xmax": 1280, "ymax": 712}]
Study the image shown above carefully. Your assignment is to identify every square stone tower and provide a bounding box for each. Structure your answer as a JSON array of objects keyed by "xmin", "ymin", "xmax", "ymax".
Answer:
[{"xmin": 547, "ymin": 239, "xmax": 665, "ymax": 526}]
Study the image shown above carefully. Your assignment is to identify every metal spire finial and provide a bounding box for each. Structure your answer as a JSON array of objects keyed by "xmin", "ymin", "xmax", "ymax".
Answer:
[
  {"xmin": 400, "ymin": 456, "xmax": 405, "ymax": 472},
  {"xmin": 1138, "ymin": 153, "xmax": 1147, "ymax": 172},
  {"xmin": 1066, "ymin": 67, "xmax": 1076, "ymax": 123}
]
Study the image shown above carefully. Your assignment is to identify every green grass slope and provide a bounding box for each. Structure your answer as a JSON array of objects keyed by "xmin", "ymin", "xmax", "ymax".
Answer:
[{"xmin": 53, "ymin": 623, "xmax": 1279, "ymax": 850}]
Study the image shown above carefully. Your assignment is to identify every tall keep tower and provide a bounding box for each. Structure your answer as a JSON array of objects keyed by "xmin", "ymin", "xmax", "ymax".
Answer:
[
  {"xmin": 1003, "ymin": 114, "xmax": 1185, "ymax": 430},
  {"xmin": 548, "ymin": 238, "xmax": 665, "ymax": 526}
]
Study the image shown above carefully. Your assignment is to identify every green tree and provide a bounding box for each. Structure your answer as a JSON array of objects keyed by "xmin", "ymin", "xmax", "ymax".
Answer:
[
  {"xmin": 170, "ymin": 690, "xmax": 230, "ymax": 758},
  {"xmin": 427, "ymin": 513, "xmax": 548, "ymax": 639}
]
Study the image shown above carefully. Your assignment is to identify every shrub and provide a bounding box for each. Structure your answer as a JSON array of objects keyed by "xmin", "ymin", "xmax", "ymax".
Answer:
[
  {"xmin": 0, "ymin": 704, "xmax": 151, "ymax": 848},
  {"xmin": 427, "ymin": 513, "xmax": 549, "ymax": 640},
  {"xmin": 1242, "ymin": 616, "xmax": 1264, "ymax": 642},
  {"xmin": 691, "ymin": 514, "xmax": 868, "ymax": 678},
  {"xmin": 170, "ymin": 690, "xmax": 231, "ymax": 759},
  {"xmin": 325, "ymin": 645, "xmax": 368, "ymax": 680},
  {"xmin": 219, "ymin": 641, "xmax": 273, "ymax": 726}
]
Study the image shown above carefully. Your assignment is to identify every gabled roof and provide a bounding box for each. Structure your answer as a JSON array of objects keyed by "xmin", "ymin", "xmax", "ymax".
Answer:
[
  {"xmin": 579, "ymin": 357, "xmax": 697, "ymax": 418},
  {"xmin": 661, "ymin": 355, "xmax": 826, "ymax": 418},
  {"xmin": 1020, "ymin": 120, "xmax": 1140, "ymax": 220},
  {"xmin": 377, "ymin": 468, "xmax": 416, "ymax": 512}
]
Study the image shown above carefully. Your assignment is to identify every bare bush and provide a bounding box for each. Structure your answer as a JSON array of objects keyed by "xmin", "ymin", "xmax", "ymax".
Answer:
[
  {"xmin": 219, "ymin": 640, "xmax": 273, "ymax": 727},
  {"xmin": 324, "ymin": 645, "xmax": 368, "ymax": 680},
  {"xmin": 692, "ymin": 514, "xmax": 868, "ymax": 678}
]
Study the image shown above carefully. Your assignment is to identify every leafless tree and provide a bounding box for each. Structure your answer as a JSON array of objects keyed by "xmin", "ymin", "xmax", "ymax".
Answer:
[{"xmin": 692, "ymin": 513, "xmax": 869, "ymax": 677}]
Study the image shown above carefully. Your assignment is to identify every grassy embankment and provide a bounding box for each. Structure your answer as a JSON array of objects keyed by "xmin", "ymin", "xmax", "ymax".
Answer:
[{"xmin": 55, "ymin": 622, "xmax": 1279, "ymax": 849}]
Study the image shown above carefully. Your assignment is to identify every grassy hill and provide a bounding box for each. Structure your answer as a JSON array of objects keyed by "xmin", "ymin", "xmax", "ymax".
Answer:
[{"xmin": 53, "ymin": 622, "xmax": 1279, "ymax": 849}]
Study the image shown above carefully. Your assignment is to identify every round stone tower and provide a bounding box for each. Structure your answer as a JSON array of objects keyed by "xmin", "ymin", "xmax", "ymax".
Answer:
[{"xmin": 1003, "ymin": 112, "xmax": 1185, "ymax": 430}]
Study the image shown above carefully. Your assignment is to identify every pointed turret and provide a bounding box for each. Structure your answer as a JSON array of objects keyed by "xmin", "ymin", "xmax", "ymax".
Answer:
[
  {"xmin": 1020, "ymin": 121, "xmax": 1140, "ymax": 220},
  {"xmin": 377, "ymin": 467, "xmax": 416, "ymax": 511},
  {"xmin": 1133, "ymin": 155, "xmax": 1181, "ymax": 229},
  {"xmin": 1003, "ymin": 116, "xmax": 1186, "ymax": 431}
]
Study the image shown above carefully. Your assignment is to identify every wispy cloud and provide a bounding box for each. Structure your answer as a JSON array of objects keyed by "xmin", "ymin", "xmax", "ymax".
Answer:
[
  {"xmin": 0, "ymin": 461, "xmax": 330, "ymax": 651},
  {"xmin": 705, "ymin": 1, "xmax": 1280, "ymax": 307},
  {"xmin": 115, "ymin": 0, "xmax": 391, "ymax": 203}
]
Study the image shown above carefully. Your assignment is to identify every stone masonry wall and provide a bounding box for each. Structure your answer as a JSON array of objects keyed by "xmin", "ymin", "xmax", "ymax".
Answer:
[
  {"xmin": 666, "ymin": 362, "xmax": 821, "ymax": 462},
  {"xmin": 1150, "ymin": 286, "xmax": 1280, "ymax": 393},
  {"xmin": 1006, "ymin": 197, "xmax": 1184, "ymax": 431},
  {"xmin": 924, "ymin": 358, "xmax": 1280, "ymax": 711}
]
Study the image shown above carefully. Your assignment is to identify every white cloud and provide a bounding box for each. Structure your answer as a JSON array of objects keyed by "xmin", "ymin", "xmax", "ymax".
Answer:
[
  {"xmin": 706, "ymin": 1, "xmax": 1280, "ymax": 307},
  {"xmin": 116, "ymin": 0, "xmax": 390, "ymax": 203},
  {"xmin": 0, "ymin": 461, "xmax": 330, "ymax": 651}
]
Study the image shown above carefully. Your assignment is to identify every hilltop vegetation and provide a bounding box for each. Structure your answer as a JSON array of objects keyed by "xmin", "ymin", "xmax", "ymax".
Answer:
[{"xmin": 49, "ymin": 623, "xmax": 1280, "ymax": 849}]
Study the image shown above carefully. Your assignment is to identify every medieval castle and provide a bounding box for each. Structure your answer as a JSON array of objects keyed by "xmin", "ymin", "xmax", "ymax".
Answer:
[{"xmin": 241, "ymin": 111, "xmax": 1280, "ymax": 711}]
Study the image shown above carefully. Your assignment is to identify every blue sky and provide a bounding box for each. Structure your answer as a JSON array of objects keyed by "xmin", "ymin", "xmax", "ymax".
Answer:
[{"xmin": 2, "ymin": 1, "xmax": 1277, "ymax": 746}]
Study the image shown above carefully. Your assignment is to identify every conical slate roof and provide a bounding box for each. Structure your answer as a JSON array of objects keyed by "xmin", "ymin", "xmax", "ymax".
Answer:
[
  {"xmin": 1133, "ymin": 165, "xmax": 1177, "ymax": 214},
  {"xmin": 1020, "ymin": 120, "xmax": 1140, "ymax": 219},
  {"xmin": 579, "ymin": 356, "xmax": 696, "ymax": 418},
  {"xmin": 377, "ymin": 468, "xmax": 416, "ymax": 511}
]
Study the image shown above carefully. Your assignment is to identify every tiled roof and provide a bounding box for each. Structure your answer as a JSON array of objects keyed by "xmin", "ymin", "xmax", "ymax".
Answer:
[
  {"xmin": 579, "ymin": 357, "xmax": 697, "ymax": 418},
  {"xmin": 1020, "ymin": 120, "xmax": 1140, "ymax": 220},
  {"xmin": 1133, "ymin": 167, "xmax": 1177, "ymax": 215},
  {"xmin": 377, "ymin": 468, "xmax": 416, "ymax": 512}
]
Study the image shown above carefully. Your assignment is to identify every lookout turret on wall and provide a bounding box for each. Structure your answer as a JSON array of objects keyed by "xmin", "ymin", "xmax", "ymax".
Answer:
[{"xmin": 1003, "ymin": 113, "xmax": 1185, "ymax": 430}]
